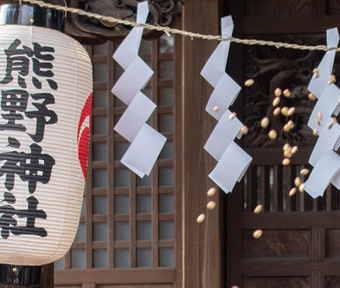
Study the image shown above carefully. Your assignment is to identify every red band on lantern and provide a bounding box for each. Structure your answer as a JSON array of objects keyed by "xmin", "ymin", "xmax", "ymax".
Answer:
[{"xmin": 78, "ymin": 93, "xmax": 93, "ymax": 179}]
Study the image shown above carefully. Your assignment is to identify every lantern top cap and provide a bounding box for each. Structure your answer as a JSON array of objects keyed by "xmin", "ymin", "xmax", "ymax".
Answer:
[{"xmin": 0, "ymin": 4, "xmax": 64, "ymax": 32}]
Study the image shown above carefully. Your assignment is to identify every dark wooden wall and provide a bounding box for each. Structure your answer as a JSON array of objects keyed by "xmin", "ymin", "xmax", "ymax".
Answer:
[{"xmin": 227, "ymin": 0, "xmax": 340, "ymax": 287}]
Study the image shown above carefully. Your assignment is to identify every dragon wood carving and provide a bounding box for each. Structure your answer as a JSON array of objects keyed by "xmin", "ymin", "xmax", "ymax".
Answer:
[
  {"xmin": 242, "ymin": 34, "xmax": 333, "ymax": 148},
  {"xmin": 0, "ymin": 0, "xmax": 183, "ymax": 44},
  {"xmin": 68, "ymin": 0, "xmax": 183, "ymax": 43}
]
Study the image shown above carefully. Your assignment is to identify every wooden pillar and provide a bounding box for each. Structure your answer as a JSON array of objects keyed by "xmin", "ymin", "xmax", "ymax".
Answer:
[
  {"xmin": 182, "ymin": 0, "xmax": 224, "ymax": 287},
  {"xmin": 41, "ymin": 263, "xmax": 53, "ymax": 288}
]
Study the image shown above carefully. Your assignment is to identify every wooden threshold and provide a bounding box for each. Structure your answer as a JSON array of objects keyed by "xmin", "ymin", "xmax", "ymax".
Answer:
[{"xmin": 55, "ymin": 268, "xmax": 176, "ymax": 285}]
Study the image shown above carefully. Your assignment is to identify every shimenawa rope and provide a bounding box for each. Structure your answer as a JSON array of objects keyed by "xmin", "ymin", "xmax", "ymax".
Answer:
[{"xmin": 21, "ymin": 0, "xmax": 339, "ymax": 52}]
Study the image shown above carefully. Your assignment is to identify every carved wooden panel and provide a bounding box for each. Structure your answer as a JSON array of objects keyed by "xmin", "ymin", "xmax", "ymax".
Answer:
[
  {"xmin": 243, "ymin": 277, "xmax": 309, "ymax": 288},
  {"xmin": 0, "ymin": 1, "xmax": 183, "ymax": 44},
  {"xmin": 242, "ymin": 34, "xmax": 340, "ymax": 148},
  {"xmin": 245, "ymin": 0, "xmax": 312, "ymax": 17},
  {"xmin": 326, "ymin": 0, "xmax": 340, "ymax": 15},
  {"xmin": 243, "ymin": 229, "xmax": 310, "ymax": 259},
  {"xmin": 65, "ymin": 0, "xmax": 183, "ymax": 44}
]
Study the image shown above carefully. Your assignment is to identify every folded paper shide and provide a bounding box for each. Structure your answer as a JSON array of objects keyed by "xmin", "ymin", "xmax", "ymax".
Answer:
[
  {"xmin": 201, "ymin": 16, "xmax": 252, "ymax": 194},
  {"xmin": 112, "ymin": 1, "xmax": 166, "ymax": 178},
  {"xmin": 305, "ymin": 28, "xmax": 340, "ymax": 198},
  {"xmin": 0, "ymin": 22, "xmax": 92, "ymax": 265}
]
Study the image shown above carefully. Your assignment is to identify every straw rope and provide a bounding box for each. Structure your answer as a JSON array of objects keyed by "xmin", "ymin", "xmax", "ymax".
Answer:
[{"xmin": 21, "ymin": 0, "xmax": 339, "ymax": 52}]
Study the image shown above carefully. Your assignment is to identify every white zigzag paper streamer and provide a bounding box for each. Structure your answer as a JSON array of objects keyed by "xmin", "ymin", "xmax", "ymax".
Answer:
[
  {"xmin": 305, "ymin": 28, "xmax": 340, "ymax": 198},
  {"xmin": 201, "ymin": 16, "xmax": 252, "ymax": 194},
  {"xmin": 112, "ymin": 2, "xmax": 166, "ymax": 178}
]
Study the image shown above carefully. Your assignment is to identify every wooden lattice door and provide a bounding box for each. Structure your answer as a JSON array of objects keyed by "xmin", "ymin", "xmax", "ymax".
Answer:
[
  {"xmin": 53, "ymin": 30, "xmax": 183, "ymax": 288},
  {"xmin": 226, "ymin": 1, "xmax": 340, "ymax": 287}
]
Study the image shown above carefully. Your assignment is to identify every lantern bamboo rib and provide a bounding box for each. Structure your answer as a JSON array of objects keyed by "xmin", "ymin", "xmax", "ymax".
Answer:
[{"xmin": 22, "ymin": 0, "xmax": 338, "ymax": 52}]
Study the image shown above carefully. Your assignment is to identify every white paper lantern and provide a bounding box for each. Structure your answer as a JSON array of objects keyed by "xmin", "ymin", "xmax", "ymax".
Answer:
[{"xmin": 0, "ymin": 24, "xmax": 92, "ymax": 265}]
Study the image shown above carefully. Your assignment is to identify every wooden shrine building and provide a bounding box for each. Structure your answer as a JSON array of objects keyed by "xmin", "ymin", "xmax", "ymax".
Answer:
[{"xmin": 2, "ymin": 0, "xmax": 340, "ymax": 287}]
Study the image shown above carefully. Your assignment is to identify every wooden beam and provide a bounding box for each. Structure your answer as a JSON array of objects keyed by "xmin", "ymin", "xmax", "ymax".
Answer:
[
  {"xmin": 41, "ymin": 263, "xmax": 54, "ymax": 288},
  {"xmin": 241, "ymin": 16, "xmax": 340, "ymax": 34},
  {"xmin": 82, "ymin": 283, "xmax": 96, "ymax": 288},
  {"xmin": 241, "ymin": 211, "xmax": 340, "ymax": 229},
  {"xmin": 55, "ymin": 268, "xmax": 175, "ymax": 285},
  {"xmin": 182, "ymin": 0, "xmax": 223, "ymax": 287}
]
